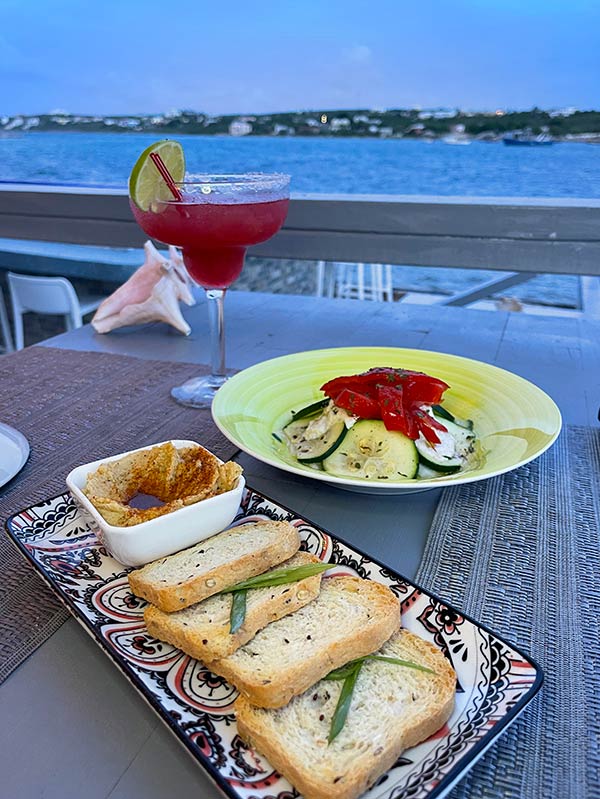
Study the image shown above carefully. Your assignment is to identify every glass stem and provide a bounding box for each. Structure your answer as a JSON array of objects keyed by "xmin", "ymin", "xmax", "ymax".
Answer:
[{"xmin": 206, "ymin": 288, "xmax": 226, "ymax": 378}]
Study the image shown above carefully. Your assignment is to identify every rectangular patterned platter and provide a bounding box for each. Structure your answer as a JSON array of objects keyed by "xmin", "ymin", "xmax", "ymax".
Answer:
[{"xmin": 6, "ymin": 488, "xmax": 542, "ymax": 799}]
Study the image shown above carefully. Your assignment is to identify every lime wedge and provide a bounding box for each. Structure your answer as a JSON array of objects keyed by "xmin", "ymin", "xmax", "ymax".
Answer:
[{"xmin": 128, "ymin": 139, "xmax": 185, "ymax": 211}]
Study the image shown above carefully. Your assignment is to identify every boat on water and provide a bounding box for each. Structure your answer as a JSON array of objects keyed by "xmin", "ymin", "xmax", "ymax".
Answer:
[
  {"xmin": 442, "ymin": 134, "xmax": 471, "ymax": 146},
  {"xmin": 503, "ymin": 130, "xmax": 553, "ymax": 146}
]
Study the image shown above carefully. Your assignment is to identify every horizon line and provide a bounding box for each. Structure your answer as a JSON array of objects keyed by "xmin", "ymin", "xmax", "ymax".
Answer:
[{"xmin": 2, "ymin": 105, "xmax": 596, "ymax": 118}]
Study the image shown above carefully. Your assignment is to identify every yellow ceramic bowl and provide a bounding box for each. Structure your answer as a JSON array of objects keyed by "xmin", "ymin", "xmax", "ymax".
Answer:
[{"xmin": 212, "ymin": 347, "xmax": 562, "ymax": 494}]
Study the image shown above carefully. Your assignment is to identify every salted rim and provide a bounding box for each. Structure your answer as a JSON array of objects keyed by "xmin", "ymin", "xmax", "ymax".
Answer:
[{"xmin": 176, "ymin": 172, "xmax": 291, "ymax": 188}]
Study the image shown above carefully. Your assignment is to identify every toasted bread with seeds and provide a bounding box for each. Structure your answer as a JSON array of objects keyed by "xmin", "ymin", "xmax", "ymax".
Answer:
[
  {"xmin": 207, "ymin": 575, "xmax": 400, "ymax": 708},
  {"xmin": 144, "ymin": 551, "xmax": 324, "ymax": 661},
  {"xmin": 236, "ymin": 628, "xmax": 456, "ymax": 799},
  {"xmin": 128, "ymin": 520, "xmax": 300, "ymax": 612}
]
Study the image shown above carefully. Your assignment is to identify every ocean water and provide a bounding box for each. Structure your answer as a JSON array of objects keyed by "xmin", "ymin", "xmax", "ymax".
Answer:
[
  {"xmin": 1, "ymin": 132, "xmax": 599, "ymax": 197},
  {"xmin": 1, "ymin": 133, "xmax": 597, "ymax": 308}
]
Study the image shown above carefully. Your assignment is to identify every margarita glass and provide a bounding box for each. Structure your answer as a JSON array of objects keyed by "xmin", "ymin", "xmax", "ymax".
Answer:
[{"xmin": 130, "ymin": 173, "xmax": 290, "ymax": 407}]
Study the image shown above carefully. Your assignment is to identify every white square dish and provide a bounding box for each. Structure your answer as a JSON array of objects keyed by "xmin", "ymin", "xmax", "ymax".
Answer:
[{"xmin": 66, "ymin": 439, "xmax": 245, "ymax": 567}]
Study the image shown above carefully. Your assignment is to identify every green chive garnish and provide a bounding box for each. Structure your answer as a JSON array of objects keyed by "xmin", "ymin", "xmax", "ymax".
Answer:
[
  {"xmin": 229, "ymin": 590, "xmax": 247, "ymax": 634},
  {"xmin": 328, "ymin": 661, "xmax": 363, "ymax": 743},
  {"xmin": 325, "ymin": 653, "xmax": 436, "ymax": 743},
  {"xmin": 325, "ymin": 654, "xmax": 434, "ymax": 681},
  {"xmin": 323, "ymin": 659, "xmax": 364, "ymax": 681},
  {"xmin": 222, "ymin": 561, "xmax": 331, "ymax": 635},
  {"xmin": 219, "ymin": 562, "xmax": 331, "ymax": 594},
  {"xmin": 363, "ymin": 655, "xmax": 436, "ymax": 674}
]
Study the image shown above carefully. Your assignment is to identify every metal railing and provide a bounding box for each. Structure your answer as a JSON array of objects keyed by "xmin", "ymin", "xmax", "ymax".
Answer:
[{"xmin": 0, "ymin": 184, "xmax": 599, "ymax": 276}]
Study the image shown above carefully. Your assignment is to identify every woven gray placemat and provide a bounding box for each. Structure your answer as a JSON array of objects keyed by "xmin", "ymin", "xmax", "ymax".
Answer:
[
  {"xmin": 0, "ymin": 345, "xmax": 240, "ymax": 685},
  {"xmin": 416, "ymin": 425, "xmax": 600, "ymax": 799}
]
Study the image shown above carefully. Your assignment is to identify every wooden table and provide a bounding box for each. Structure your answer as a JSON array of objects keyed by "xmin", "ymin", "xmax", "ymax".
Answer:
[{"xmin": 1, "ymin": 290, "xmax": 598, "ymax": 799}]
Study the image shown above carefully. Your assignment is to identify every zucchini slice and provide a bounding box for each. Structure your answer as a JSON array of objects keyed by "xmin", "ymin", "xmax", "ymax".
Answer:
[
  {"xmin": 283, "ymin": 418, "xmax": 347, "ymax": 464},
  {"xmin": 415, "ymin": 425, "xmax": 462, "ymax": 472},
  {"xmin": 417, "ymin": 462, "xmax": 444, "ymax": 479},
  {"xmin": 416, "ymin": 444, "xmax": 462, "ymax": 473},
  {"xmin": 432, "ymin": 404, "xmax": 474, "ymax": 431},
  {"xmin": 290, "ymin": 398, "xmax": 330, "ymax": 421},
  {"xmin": 432, "ymin": 413, "xmax": 475, "ymax": 456},
  {"xmin": 323, "ymin": 420, "xmax": 418, "ymax": 480},
  {"xmin": 416, "ymin": 412, "xmax": 475, "ymax": 473}
]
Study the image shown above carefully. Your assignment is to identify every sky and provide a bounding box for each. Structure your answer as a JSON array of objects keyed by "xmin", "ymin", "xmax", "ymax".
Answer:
[{"xmin": 1, "ymin": 0, "xmax": 599, "ymax": 116}]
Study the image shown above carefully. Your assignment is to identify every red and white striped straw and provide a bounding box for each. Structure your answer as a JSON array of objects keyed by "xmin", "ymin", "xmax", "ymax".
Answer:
[{"xmin": 149, "ymin": 152, "xmax": 183, "ymax": 201}]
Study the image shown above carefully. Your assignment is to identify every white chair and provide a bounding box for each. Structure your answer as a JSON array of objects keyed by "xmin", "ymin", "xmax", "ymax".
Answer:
[
  {"xmin": 315, "ymin": 260, "xmax": 336, "ymax": 298},
  {"xmin": 8, "ymin": 272, "xmax": 106, "ymax": 350},
  {"xmin": 0, "ymin": 287, "xmax": 14, "ymax": 352},
  {"xmin": 320, "ymin": 262, "xmax": 394, "ymax": 302},
  {"xmin": 375, "ymin": 264, "xmax": 394, "ymax": 302}
]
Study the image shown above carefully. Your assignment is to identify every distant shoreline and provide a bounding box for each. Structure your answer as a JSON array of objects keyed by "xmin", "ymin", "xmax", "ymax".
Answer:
[
  {"xmin": 2, "ymin": 108, "xmax": 600, "ymax": 142},
  {"xmin": 2, "ymin": 130, "xmax": 599, "ymax": 144}
]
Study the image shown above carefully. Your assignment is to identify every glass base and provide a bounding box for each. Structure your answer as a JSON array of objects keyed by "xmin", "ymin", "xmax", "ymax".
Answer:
[{"xmin": 170, "ymin": 372, "xmax": 234, "ymax": 409}]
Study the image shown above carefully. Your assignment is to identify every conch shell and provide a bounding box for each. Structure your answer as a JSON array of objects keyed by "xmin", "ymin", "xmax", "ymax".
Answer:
[{"xmin": 92, "ymin": 241, "xmax": 196, "ymax": 335}]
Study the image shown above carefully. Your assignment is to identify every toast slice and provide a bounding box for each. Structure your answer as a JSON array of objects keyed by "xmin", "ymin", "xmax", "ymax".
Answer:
[
  {"xmin": 128, "ymin": 521, "xmax": 300, "ymax": 612},
  {"xmin": 208, "ymin": 575, "xmax": 400, "ymax": 708},
  {"xmin": 236, "ymin": 629, "xmax": 456, "ymax": 799},
  {"xmin": 144, "ymin": 551, "xmax": 324, "ymax": 661}
]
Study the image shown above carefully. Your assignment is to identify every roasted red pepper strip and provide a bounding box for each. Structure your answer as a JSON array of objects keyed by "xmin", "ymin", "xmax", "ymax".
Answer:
[
  {"xmin": 413, "ymin": 410, "xmax": 447, "ymax": 445},
  {"xmin": 321, "ymin": 367, "xmax": 450, "ymax": 440},
  {"xmin": 321, "ymin": 368, "xmax": 409, "ymax": 394},
  {"xmin": 361, "ymin": 368, "xmax": 408, "ymax": 385},
  {"xmin": 321, "ymin": 375, "xmax": 361, "ymax": 394},
  {"xmin": 404, "ymin": 375, "xmax": 448, "ymax": 406},
  {"xmin": 422, "ymin": 412, "xmax": 448, "ymax": 432},
  {"xmin": 323, "ymin": 369, "xmax": 448, "ymax": 397},
  {"xmin": 377, "ymin": 385, "xmax": 414, "ymax": 438},
  {"xmin": 333, "ymin": 388, "xmax": 380, "ymax": 418},
  {"xmin": 321, "ymin": 376, "xmax": 378, "ymax": 399}
]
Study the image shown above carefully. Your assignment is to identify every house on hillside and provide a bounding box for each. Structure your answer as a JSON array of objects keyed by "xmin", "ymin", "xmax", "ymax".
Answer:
[
  {"xmin": 229, "ymin": 119, "xmax": 253, "ymax": 136},
  {"xmin": 330, "ymin": 117, "xmax": 351, "ymax": 131}
]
